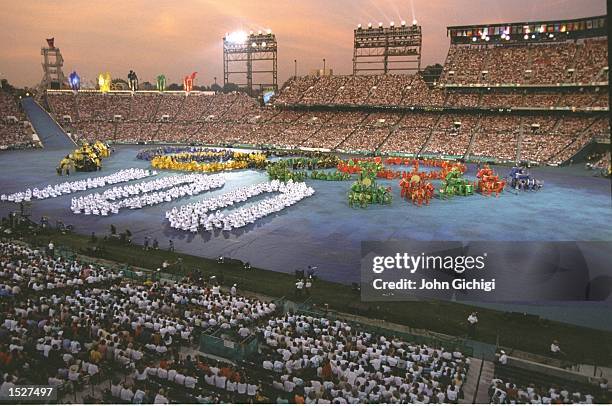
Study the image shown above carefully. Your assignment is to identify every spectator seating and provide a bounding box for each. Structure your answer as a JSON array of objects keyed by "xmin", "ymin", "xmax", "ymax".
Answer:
[{"xmin": 0, "ymin": 92, "xmax": 35, "ymax": 149}]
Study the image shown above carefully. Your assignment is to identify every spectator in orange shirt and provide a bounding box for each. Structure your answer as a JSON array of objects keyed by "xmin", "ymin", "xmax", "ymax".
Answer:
[
  {"xmin": 89, "ymin": 345, "xmax": 102, "ymax": 363},
  {"xmin": 321, "ymin": 360, "xmax": 332, "ymax": 380},
  {"xmin": 220, "ymin": 365, "xmax": 232, "ymax": 378}
]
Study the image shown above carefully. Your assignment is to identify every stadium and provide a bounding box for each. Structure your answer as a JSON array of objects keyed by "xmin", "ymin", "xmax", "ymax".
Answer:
[{"xmin": 0, "ymin": 1, "xmax": 610, "ymax": 404}]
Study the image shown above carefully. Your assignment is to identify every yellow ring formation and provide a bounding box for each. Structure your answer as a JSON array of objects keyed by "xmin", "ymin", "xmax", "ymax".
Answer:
[{"xmin": 151, "ymin": 152, "xmax": 268, "ymax": 173}]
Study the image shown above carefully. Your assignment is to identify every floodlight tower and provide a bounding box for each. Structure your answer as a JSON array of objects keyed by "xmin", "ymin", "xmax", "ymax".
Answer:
[
  {"xmin": 223, "ymin": 29, "xmax": 278, "ymax": 95},
  {"xmin": 40, "ymin": 38, "xmax": 68, "ymax": 90},
  {"xmin": 353, "ymin": 20, "xmax": 422, "ymax": 75}
]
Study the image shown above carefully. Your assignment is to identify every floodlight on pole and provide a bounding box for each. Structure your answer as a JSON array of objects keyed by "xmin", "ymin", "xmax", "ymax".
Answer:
[
  {"xmin": 223, "ymin": 27, "xmax": 278, "ymax": 95},
  {"xmin": 226, "ymin": 31, "xmax": 248, "ymax": 44}
]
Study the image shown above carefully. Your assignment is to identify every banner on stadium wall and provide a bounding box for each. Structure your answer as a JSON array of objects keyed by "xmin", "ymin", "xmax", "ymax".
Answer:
[{"xmin": 361, "ymin": 240, "xmax": 612, "ymax": 302}]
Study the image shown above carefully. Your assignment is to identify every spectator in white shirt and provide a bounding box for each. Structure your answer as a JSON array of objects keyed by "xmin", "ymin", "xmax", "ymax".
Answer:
[
  {"xmin": 247, "ymin": 383, "xmax": 258, "ymax": 397},
  {"xmin": 153, "ymin": 389, "xmax": 169, "ymax": 404},
  {"xmin": 550, "ymin": 340, "xmax": 563, "ymax": 357},
  {"xmin": 467, "ymin": 312, "xmax": 478, "ymax": 337},
  {"xmin": 215, "ymin": 374, "xmax": 227, "ymax": 389},
  {"xmin": 120, "ymin": 383, "xmax": 134, "ymax": 402},
  {"xmin": 185, "ymin": 375, "xmax": 197, "ymax": 389},
  {"xmin": 498, "ymin": 350, "xmax": 508, "ymax": 365}
]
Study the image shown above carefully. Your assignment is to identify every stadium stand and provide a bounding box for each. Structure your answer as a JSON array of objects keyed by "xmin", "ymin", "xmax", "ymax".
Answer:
[
  {"xmin": 0, "ymin": 92, "xmax": 36, "ymax": 150},
  {"xmin": 45, "ymin": 87, "xmax": 605, "ymax": 164},
  {"xmin": 440, "ymin": 39, "xmax": 608, "ymax": 85},
  {"xmin": 379, "ymin": 113, "xmax": 440, "ymax": 155},
  {"xmin": 0, "ymin": 240, "xmax": 277, "ymax": 403},
  {"xmin": 3, "ymin": 239, "xmax": 606, "ymax": 403},
  {"xmin": 0, "ymin": 239, "xmax": 480, "ymax": 404},
  {"xmin": 40, "ymin": 18, "xmax": 608, "ymax": 165},
  {"xmin": 255, "ymin": 313, "xmax": 470, "ymax": 403},
  {"xmin": 490, "ymin": 359, "xmax": 608, "ymax": 404}
]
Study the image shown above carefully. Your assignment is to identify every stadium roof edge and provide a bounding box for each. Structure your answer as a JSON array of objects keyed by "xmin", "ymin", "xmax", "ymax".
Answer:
[{"xmin": 446, "ymin": 14, "xmax": 607, "ymax": 31}]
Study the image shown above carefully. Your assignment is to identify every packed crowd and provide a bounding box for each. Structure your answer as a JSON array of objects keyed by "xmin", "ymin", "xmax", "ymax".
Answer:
[
  {"xmin": 2, "ymin": 238, "xmax": 608, "ymax": 403},
  {"xmin": 489, "ymin": 377, "xmax": 599, "ymax": 404},
  {"xmin": 274, "ymin": 76, "xmax": 319, "ymax": 105},
  {"xmin": 340, "ymin": 113, "xmax": 401, "ymax": 152},
  {"xmin": 423, "ymin": 114, "xmax": 480, "ymax": 157},
  {"xmin": 275, "ymin": 74, "xmax": 445, "ymax": 107},
  {"xmin": 46, "ymin": 92, "xmax": 261, "ymax": 144},
  {"xmin": 440, "ymin": 38, "xmax": 608, "ymax": 85},
  {"xmin": 518, "ymin": 116, "xmax": 593, "ymax": 164},
  {"xmin": 41, "ymin": 87, "xmax": 611, "ymax": 163},
  {"xmin": 1, "ymin": 92, "xmax": 24, "ymax": 119},
  {"xmin": 38, "ymin": 33, "xmax": 608, "ymax": 163},
  {"xmin": 0, "ymin": 92, "xmax": 34, "ymax": 150},
  {"xmin": 470, "ymin": 116, "xmax": 521, "ymax": 161},
  {"xmin": 378, "ymin": 114, "xmax": 439, "ymax": 155},
  {"xmin": 0, "ymin": 240, "xmax": 276, "ymax": 403},
  {"xmin": 0, "ymin": 238, "xmax": 470, "ymax": 404},
  {"xmin": 256, "ymin": 313, "xmax": 469, "ymax": 404},
  {"xmin": 552, "ymin": 116, "xmax": 610, "ymax": 165}
]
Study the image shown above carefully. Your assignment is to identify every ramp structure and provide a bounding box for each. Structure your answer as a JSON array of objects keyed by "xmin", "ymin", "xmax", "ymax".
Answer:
[{"xmin": 21, "ymin": 97, "xmax": 75, "ymax": 149}]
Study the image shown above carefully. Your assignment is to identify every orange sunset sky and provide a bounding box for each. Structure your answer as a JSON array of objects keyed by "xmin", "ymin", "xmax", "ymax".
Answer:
[{"xmin": 0, "ymin": 0, "xmax": 607, "ymax": 88}]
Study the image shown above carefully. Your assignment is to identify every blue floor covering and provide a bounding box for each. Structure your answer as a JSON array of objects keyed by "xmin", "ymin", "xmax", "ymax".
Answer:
[{"xmin": 1, "ymin": 145, "xmax": 610, "ymax": 329}]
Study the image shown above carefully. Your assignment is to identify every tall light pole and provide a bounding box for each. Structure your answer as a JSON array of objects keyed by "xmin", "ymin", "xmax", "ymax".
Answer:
[
  {"xmin": 323, "ymin": 58, "xmax": 326, "ymax": 75},
  {"xmin": 294, "ymin": 59, "xmax": 297, "ymax": 78}
]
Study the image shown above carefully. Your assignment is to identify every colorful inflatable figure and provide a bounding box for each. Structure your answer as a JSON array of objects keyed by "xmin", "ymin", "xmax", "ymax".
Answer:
[
  {"xmin": 156, "ymin": 74, "xmax": 166, "ymax": 92},
  {"xmin": 56, "ymin": 155, "xmax": 74, "ymax": 176},
  {"xmin": 183, "ymin": 72, "xmax": 198, "ymax": 93},
  {"xmin": 57, "ymin": 141, "xmax": 111, "ymax": 174},
  {"xmin": 266, "ymin": 160, "xmax": 307, "ymax": 181},
  {"xmin": 400, "ymin": 174, "xmax": 434, "ymax": 206},
  {"xmin": 98, "ymin": 72, "xmax": 112, "ymax": 93},
  {"xmin": 92, "ymin": 141, "xmax": 111, "ymax": 158},
  {"xmin": 285, "ymin": 156, "xmax": 340, "ymax": 170},
  {"xmin": 477, "ymin": 165, "xmax": 506, "ymax": 196},
  {"xmin": 438, "ymin": 168, "xmax": 474, "ymax": 198},
  {"xmin": 69, "ymin": 71, "xmax": 80, "ymax": 93},
  {"xmin": 310, "ymin": 170, "xmax": 350, "ymax": 181},
  {"xmin": 348, "ymin": 170, "xmax": 392, "ymax": 208},
  {"xmin": 507, "ymin": 166, "xmax": 543, "ymax": 191},
  {"xmin": 128, "ymin": 70, "xmax": 139, "ymax": 92},
  {"xmin": 337, "ymin": 157, "xmax": 385, "ymax": 177}
]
